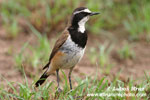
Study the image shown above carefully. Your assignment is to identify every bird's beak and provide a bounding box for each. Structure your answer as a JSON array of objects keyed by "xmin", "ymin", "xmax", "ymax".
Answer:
[{"xmin": 90, "ymin": 12, "xmax": 100, "ymax": 16}]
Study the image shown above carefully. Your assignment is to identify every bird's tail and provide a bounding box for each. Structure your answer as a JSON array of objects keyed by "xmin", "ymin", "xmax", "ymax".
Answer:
[{"xmin": 35, "ymin": 70, "xmax": 49, "ymax": 87}]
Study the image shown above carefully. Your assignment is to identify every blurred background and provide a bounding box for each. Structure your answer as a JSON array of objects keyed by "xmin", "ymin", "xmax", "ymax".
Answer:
[{"xmin": 0, "ymin": 0, "xmax": 150, "ymax": 99}]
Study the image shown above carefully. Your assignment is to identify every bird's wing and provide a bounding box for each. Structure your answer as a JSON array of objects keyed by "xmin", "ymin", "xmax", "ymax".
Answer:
[{"xmin": 43, "ymin": 29, "xmax": 69, "ymax": 70}]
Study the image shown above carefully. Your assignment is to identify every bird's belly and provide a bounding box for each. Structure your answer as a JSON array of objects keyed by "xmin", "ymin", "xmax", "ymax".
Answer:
[
  {"xmin": 59, "ymin": 37, "xmax": 85, "ymax": 69},
  {"xmin": 60, "ymin": 47, "xmax": 85, "ymax": 69}
]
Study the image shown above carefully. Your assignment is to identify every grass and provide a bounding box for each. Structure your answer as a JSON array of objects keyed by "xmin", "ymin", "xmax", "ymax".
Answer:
[
  {"xmin": 1, "ymin": 0, "xmax": 149, "ymax": 38},
  {"xmin": 26, "ymin": 23, "xmax": 51, "ymax": 68},
  {"xmin": 4, "ymin": 19, "xmax": 20, "ymax": 38},
  {"xmin": 117, "ymin": 42, "xmax": 135, "ymax": 60},
  {"xmin": 14, "ymin": 42, "xmax": 29, "ymax": 71},
  {"xmin": 98, "ymin": 43, "xmax": 113, "ymax": 67},
  {"xmin": 88, "ymin": 43, "xmax": 112, "ymax": 66},
  {"xmin": 0, "ymin": 70, "xmax": 150, "ymax": 100},
  {"xmin": 123, "ymin": 0, "xmax": 150, "ymax": 41},
  {"xmin": 88, "ymin": 43, "xmax": 114, "ymax": 74},
  {"xmin": 124, "ymin": 14, "xmax": 144, "ymax": 41},
  {"xmin": 14, "ymin": 23, "xmax": 51, "ymax": 75},
  {"xmin": 0, "ymin": 0, "xmax": 30, "ymax": 38}
]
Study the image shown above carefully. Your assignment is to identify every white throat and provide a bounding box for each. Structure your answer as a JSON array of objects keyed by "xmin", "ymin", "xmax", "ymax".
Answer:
[{"xmin": 78, "ymin": 16, "xmax": 89, "ymax": 33}]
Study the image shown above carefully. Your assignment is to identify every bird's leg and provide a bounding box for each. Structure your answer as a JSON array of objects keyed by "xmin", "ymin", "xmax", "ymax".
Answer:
[
  {"xmin": 68, "ymin": 67, "xmax": 73, "ymax": 90},
  {"xmin": 56, "ymin": 69, "xmax": 62, "ymax": 92}
]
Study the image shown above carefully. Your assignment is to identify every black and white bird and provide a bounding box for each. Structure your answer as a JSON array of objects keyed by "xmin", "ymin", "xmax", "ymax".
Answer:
[{"xmin": 35, "ymin": 7, "xmax": 99, "ymax": 91}]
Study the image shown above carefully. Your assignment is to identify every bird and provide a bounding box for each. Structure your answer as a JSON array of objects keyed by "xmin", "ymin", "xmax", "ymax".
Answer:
[{"xmin": 35, "ymin": 7, "xmax": 100, "ymax": 91}]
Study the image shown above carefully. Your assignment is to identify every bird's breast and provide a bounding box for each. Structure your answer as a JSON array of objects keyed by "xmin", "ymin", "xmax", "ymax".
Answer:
[{"xmin": 58, "ymin": 35, "xmax": 85, "ymax": 69}]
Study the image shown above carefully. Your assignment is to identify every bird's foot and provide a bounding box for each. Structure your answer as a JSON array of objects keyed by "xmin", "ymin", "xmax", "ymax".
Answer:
[
  {"xmin": 55, "ymin": 88, "xmax": 63, "ymax": 99},
  {"xmin": 57, "ymin": 87, "xmax": 62, "ymax": 93}
]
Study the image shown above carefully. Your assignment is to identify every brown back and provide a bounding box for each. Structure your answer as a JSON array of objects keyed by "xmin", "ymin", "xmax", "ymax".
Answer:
[{"xmin": 43, "ymin": 29, "xmax": 69, "ymax": 69}]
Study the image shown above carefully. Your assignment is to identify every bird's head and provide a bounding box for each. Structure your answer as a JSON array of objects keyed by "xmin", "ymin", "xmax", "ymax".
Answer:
[{"xmin": 69, "ymin": 7, "xmax": 100, "ymax": 33}]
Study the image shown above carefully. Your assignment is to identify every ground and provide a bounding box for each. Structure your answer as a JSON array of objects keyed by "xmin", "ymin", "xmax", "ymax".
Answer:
[{"xmin": 0, "ymin": 26, "xmax": 150, "ymax": 88}]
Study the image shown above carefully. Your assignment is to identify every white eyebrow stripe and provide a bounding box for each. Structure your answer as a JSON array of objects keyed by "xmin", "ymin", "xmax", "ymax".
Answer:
[{"xmin": 73, "ymin": 9, "xmax": 91, "ymax": 15}]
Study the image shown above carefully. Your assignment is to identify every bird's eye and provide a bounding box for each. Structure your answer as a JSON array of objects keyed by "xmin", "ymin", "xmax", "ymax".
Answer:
[
  {"xmin": 82, "ymin": 12, "xmax": 89, "ymax": 16},
  {"xmin": 83, "ymin": 12, "xmax": 90, "ymax": 16}
]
